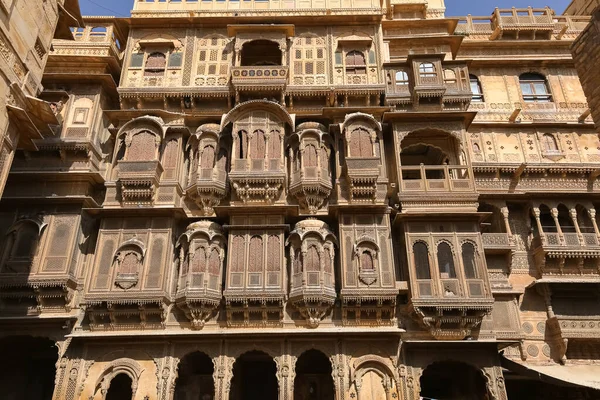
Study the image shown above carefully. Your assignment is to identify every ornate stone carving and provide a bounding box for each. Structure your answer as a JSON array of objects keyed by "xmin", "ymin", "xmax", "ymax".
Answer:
[{"xmin": 287, "ymin": 219, "xmax": 338, "ymax": 327}]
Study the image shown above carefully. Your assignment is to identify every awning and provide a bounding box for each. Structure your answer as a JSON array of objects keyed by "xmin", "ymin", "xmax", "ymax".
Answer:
[
  {"xmin": 6, "ymin": 84, "xmax": 59, "ymax": 149},
  {"xmin": 55, "ymin": 0, "xmax": 84, "ymax": 40},
  {"xmin": 502, "ymin": 356, "xmax": 600, "ymax": 390}
]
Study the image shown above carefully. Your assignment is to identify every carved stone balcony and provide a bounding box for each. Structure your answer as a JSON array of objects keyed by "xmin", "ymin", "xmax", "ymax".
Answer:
[
  {"xmin": 229, "ymin": 159, "xmax": 286, "ymax": 204},
  {"xmin": 548, "ymin": 315, "xmax": 600, "ymax": 341},
  {"xmin": 490, "ymin": 8, "xmax": 555, "ymax": 40},
  {"xmin": 398, "ymin": 165, "xmax": 477, "ymax": 212},
  {"xmin": 482, "ymin": 233, "xmax": 515, "ymax": 254},
  {"xmin": 531, "ymin": 233, "xmax": 600, "ymax": 282},
  {"xmin": 175, "ymin": 286, "xmax": 222, "ymax": 330},
  {"xmin": 185, "ymin": 167, "xmax": 228, "ymax": 216},
  {"xmin": 411, "ymin": 297, "xmax": 495, "ymax": 340},
  {"xmin": 287, "ymin": 219, "xmax": 338, "ymax": 328},
  {"xmin": 231, "ymin": 66, "xmax": 288, "ymax": 99},
  {"xmin": 290, "ymin": 167, "xmax": 332, "ymax": 214},
  {"xmin": 85, "ymin": 299, "xmax": 168, "ymax": 331},
  {"xmin": 116, "ymin": 160, "xmax": 163, "ymax": 205},
  {"xmin": 345, "ymin": 157, "xmax": 382, "ymax": 203},
  {"xmin": 0, "ymin": 272, "xmax": 77, "ymax": 315}
]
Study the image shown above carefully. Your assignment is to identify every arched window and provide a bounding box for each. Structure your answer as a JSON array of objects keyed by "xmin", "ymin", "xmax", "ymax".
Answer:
[
  {"xmin": 304, "ymin": 144, "xmax": 318, "ymax": 168},
  {"xmin": 236, "ymin": 130, "xmax": 246, "ymax": 159},
  {"xmin": 127, "ymin": 131, "xmax": 157, "ymax": 162},
  {"xmin": 461, "ymin": 242, "xmax": 478, "ymax": 279},
  {"xmin": 469, "ymin": 74, "xmax": 484, "ymax": 102},
  {"xmin": 437, "ymin": 242, "xmax": 456, "ymax": 278},
  {"xmin": 395, "ymin": 70, "xmax": 409, "ymax": 86},
  {"xmin": 541, "ymin": 133, "xmax": 559, "ymax": 153},
  {"xmin": 419, "ymin": 62, "xmax": 436, "ymax": 78},
  {"xmin": 249, "ymin": 130, "xmax": 266, "ymax": 159},
  {"xmin": 106, "ymin": 373, "xmax": 133, "ymax": 400},
  {"xmin": 14, "ymin": 225, "xmax": 38, "ymax": 259},
  {"xmin": 216, "ymin": 149, "xmax": 227, "ymax": 171},
  {"xmin": 413, "ymin": 242, "xmax": 431, "ymax": 279},
  {"xmin": 345, "ymin": 50, "xmax": 366, "ymax": 75},
  {"xmin": 306, "ymin": 246, "xmax": 320, "ymax": 272},
  {"xmin": 248, "ymin": 236, "xmax": 263, "ymax": 273},
  {"xmin": 349, "ymin": 128, "xmax": 373, "ymax": 158},
  {"xmin": 472, "ymin": 142, "xmax": 481, "ymax": 153},
  {"xmin": 200, "ymin": 145, "xmax": 215, "ymax": 169},
  {"xmin": 519, "ymin": 73, "xmax": 551, "ymax": 102},
  {"xmin": 144, "ymin": 52, "xmax": 166, "ymax": 77},
  {"xmin": 443, "ymin": 69, "xmax": 457, "ymax": 84},
  {"xmin": 269, "ymin": 130, "xmax": 281, "ymax": 160},
  {"xmin": 359, "ymin": 251, "xmax": 375, "ymax": 271},
  {"xmin": 191, "ymin": 246, "xmax": 207, "ymax": 273}
]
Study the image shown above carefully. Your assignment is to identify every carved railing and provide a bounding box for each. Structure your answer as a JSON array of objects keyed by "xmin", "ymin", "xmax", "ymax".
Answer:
[
  {"xmin": 231, "ymin": 66, "xmax": 289, "ymax": 91},
  {"xmin": 133, "ymin": 0, "xmax": 382, "ymax": 12},
  {"xmin": 534, "ymin": 232, "xmax": 600, "ymax": 248},
  {"xmin": 399, "ymin": 165, "xmax": 475, "ymax": 193},
  {"xmin": 456, "ymin": 12, "xmax": 589, "ymax": 40},
  {"xmin": 481, "ymin": 233, "xmax": 514, "ymax": 252},
  {"xmin": 549, "ymin": 315, "xmax": 600, "ymax": 339},
  {"xmin": 492, "ymin": 7, "xmax": 554, "ymax": 28}
]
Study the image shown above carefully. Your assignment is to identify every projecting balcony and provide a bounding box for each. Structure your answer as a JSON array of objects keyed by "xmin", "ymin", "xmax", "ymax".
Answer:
[
  {"xmin": 0, "ymin": 271, "xmax": 77, "ymax": 315},
  {"xmin": 533, "ymin": 232, "xmax": 600, "ymax": 253},
  {"xmin": 231, "ymin": 66, "xmax": 289, "ymax": 94},
  {"xmin": 116, "ymin": 160, "xmax": 163, "ymax": 205},
  {"xmin": 289, "ymin": 167, "xmax": 332, "ymax": 213},
  {"xmin": 490, "ymin": 7, "xmax": 555, "ymax": 40},
  {"xmin": 548, "ymin": 315, "xmax": 600, "ymax": 341},
  {"xmin": 185, "ymin": 167, "xmax": 228, "ymax": 215}
]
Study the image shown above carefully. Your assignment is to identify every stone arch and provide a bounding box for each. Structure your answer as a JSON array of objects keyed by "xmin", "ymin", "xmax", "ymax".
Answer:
[
  {"xmin": 399, "ymin": 129, "xmax": 461, "ymax": 167},
  {"xmin": 0, "ymin": 336, "xmax": 58, "ymax": 400},
  {"xmin": 221, "ymin": 99, "xmax": 294, "ymax": 131},
  {"xmin": 230, "ymin": 350, "xmax": 278, "ymax": 400},
  {"xmin": 351, "ymin": 355, "xmax": 397, "ymax": 400},
  {"xmin": 174, "ymin": 351, "xmax": 215, "ymax": 400},
  {"xmin": 419, "ymin": 360, "xmax": 488, "ymax": 400},
  {"xmin": 93, "ymin": 358, "xmax": 143, "ymax": 400},
  {"xmin": 1, "ymin": 218, "xmax": 47, "ymax": 271},
  {"xmin": 294, "ymin": 349, "xmax": 335, "ymax": 400}
]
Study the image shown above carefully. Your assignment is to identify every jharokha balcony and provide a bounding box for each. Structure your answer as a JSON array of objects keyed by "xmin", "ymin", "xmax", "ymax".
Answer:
[
  {"xmin": 531, "ymin": 205, "xmax": 600, "ymax": 280},
  {"xmin": 231, "ymin": 66, "xmax": 289, "ymax": 102},
  {"xmin": 398, "ymin": 164, "xmax": 477, "ymax": 212}
]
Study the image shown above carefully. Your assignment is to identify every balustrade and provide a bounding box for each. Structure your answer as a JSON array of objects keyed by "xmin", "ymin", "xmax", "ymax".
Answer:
[{"xmin": 133, "ymin": 0, "xmax": 381, "ymax": 12}]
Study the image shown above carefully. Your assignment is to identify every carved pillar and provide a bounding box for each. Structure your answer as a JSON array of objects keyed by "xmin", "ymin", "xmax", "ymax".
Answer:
[
  {"xmin": 330, "ymin": 354, "xmax": 347, "ymax": 400},
  {"xmin": 275, "ymin": 354, "xmax": 293, "ymax": 400},
  {"xmin": 405, "ymin": 366, "xmax": 423, "ymax": 400},
  {"xmin": 569, "ymin": 208, "xmax": 584, "ymax": 246},
  {"xmin": 550, "ymin": 208, "xmax": 565, "ymax": 245},
  {"xmin": 588, "ymin": 208, "xmax": 600, "ymax": 242},
  {"xmin": 482, "ymin": 366, "xmax": 508, "ymax": 400},
  {"xmin": 217, "ymin": 356, "xmax": 234, "ymax": 400},
  {"xmin": 500, "ymin": 206, "xmax": 512, "ymax": 236},
  {"xmin": 532, "ymin": 207, "xmax": 545, "ymax": 245}
]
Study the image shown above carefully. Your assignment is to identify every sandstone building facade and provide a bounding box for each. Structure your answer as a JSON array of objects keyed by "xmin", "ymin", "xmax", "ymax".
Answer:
[
  {"xmin": 0, "ymin": 0, "xmax": 83, "ymax": 198},
  {"xmin": 1, "ymin": 0, "xmax": 600, "ymax": 399}
]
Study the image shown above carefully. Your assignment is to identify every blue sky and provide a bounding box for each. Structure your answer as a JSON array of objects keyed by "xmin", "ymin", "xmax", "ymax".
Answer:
[{"xmin": 79, "ymin": 0, "xmax": 571, "ymax": 17}]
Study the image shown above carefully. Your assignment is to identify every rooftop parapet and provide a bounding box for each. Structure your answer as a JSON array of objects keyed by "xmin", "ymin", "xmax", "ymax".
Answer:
[
  {"xmin": 131, "ymin": 0, "xmax": 382, "ymax": 16},
  {"xmin": 455, "ymin": 8, "xmax": 591, "ymax": 40}
]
